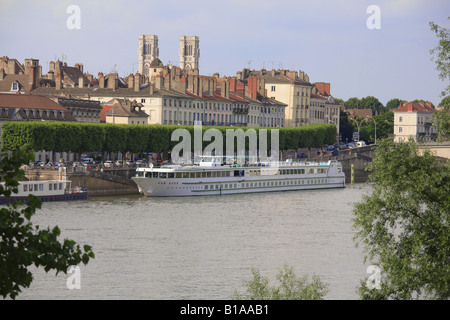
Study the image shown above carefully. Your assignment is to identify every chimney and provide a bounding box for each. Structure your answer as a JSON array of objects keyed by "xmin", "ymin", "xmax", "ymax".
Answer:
[
  {"xmin": 0, "ymin": 69, "xmax": 5, "ymax": 80},
  {"xmin": 98, "ymin": 73, "xmax": 105, "ymax": 89},
  {"xmin": 134, "ymin": 73, "xmax": 141, "ymax": 91},
  {"xmin": 8, "ymin": 60, "xmax": 17, "ymax": 74},
  {"xmin": 229, "ymin": 78, "xmax": 236, "ymax": 92},
  {"xmin": 78, "ymin": 76, "xmax": 84, "ymax": 88},
  {"xmin": 28, "ymin": 65, "xmax": 37, "ymax": 90},
  {"xmin": 247, "ymin": 76, "xmax": 258, "ymax": 100},
  {"xmin": 154, "ymin": 74, "xmax": 163, "ymax": 90},
  {"xmin": 56, "ymin": 72, "xmax": 63, "ymax": 90},
  {"xmin": 128, "ymin": 74, "xmax": 134, "ymax": 89},
  {"xmin": 164, "ymin": 73, "xmax": 171, "ymax": 90},
  {"xmin": 149, "ymin": 83, "xmax": 155, "ymax": 95},
  {"xmin": 258, "ymin": 77, "xmax": 265, "ymax": 96},
  {"xmin": 49, "ymin": 61, "xmax": 55, "ymax": 72},
  {"xmin": 108, "ymin": 74, "xmax": 118, "ymax": 90}
]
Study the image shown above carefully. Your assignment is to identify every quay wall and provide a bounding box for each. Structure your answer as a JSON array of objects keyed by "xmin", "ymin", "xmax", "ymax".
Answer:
[{"xmin": 25, "ymin": 169, "xmax": 139, "ymax": 197}]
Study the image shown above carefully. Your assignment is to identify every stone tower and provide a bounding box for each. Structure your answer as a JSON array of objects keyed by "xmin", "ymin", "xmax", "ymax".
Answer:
[
  {"xmin": 138, "ymin": 34, "xmax": 159, "ymax": 77},
  {"xmin": 179, "ymin": 36, "xmax": 200, "ymax": 73}
]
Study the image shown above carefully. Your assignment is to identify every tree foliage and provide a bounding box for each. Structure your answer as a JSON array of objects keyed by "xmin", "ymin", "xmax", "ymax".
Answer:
[
  {"xmin": 430, "ymin": 18, "xmax": 450, "ymax": 97},
  {"xmin": 0, "ymin": 122, "xmax": 337, "ymax": 155},
  {"xmin": 344, "ymin": 96, "xmax": 385, "ymax": 115},
  {"xmin": 232, "ymin": 264, "xmax": 329, "ymax": 300},
  {"xmin": 352, "ymin": 139, "xmax": 450, "ymax": 299},
  {"xmin": 0, "ymin": 148, "xmax": 94, "ymax": 299}
]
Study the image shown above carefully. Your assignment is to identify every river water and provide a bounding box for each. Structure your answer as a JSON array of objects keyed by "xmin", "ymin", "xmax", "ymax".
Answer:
[{"xmin": 16, "ymin": 183, "xmax": 372, "ymax": 300}]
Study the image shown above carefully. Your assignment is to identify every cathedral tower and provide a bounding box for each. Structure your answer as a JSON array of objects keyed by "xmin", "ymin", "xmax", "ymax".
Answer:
[
  {"xmin": 138, "ymin": 34, "xmax": 159, "ymax": 76},
  {"xmin": 179, "ymin": 36, "xmax": 200, "ymax": 73}
]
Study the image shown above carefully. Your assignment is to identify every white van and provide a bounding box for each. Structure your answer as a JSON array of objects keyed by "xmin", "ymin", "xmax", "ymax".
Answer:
[
  {"xmin": 81, "ymin": 158, "xmax": 94, "ymax": 164},
  {"xmin": 356, "ymin": 141, "xmax": 366, "ymax": 148}
]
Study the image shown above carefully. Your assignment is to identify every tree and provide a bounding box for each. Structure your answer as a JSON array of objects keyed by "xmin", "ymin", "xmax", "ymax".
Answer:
[
  {"xmin": 352, "ymin": 139, "xmax": 450, "ymax": 299},
  {"xmin": 232, "ymin": 264, "xmax": 329, "ymax": 300},
  {"xmin": 429, "ymin": 18, "xmax": 450, "ymax": 97},
  {"xmin": 431, "ymin": 107, "xmax": 450, "ymax": 142},
  {"xmin": 438, "ymin": 96, "xmax": 450, "ymax": 108},
  {"xmin": 386, "ymin": 98, "xmax": 407, "ymax": 111},
  {"xmin": 0, "ymin": 148, "xmax": 94, "ymax": 299}
]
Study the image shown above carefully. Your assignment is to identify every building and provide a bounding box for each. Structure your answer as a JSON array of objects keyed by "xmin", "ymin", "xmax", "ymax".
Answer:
[
  {"xmin": 54, "ymin": 97, "xmax": 102, "ymax": 122},
  {"xmin": 309, "ymin": 82, "xmax": 340, "ymax": 134},
  {"xmin": 138, "ymin": 34, "xmax": 159, "ymax": 77},
  {"xmin": 0, "ymin": 93, "xmax": 76, "ymax": 124},
  {"xmin": 179, "ymin": 36, "xmax": 200, "ymax": 73},
  {"xmin": 0, "ymin": 56, "xmax": 41, "ymax": 94},
  {"xmin": 238, "ymin": 68, "xmax": 312, "ymax": 127},
  {"xmin": 104, "ymin": 99, "xmax": 148, "ymax": 125},
  {"xmin": 393, "ymin": 101, "xmax": 436, "ymax": 142}
]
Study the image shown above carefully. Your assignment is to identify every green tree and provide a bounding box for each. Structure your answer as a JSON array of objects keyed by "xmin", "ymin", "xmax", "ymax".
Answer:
[
  {"xmin": 352, "ymin": 139, "xmax": 450, "ymax": 299},
  {"xmin": 431, "ymin": 107, "xmax": 450, "ymax": 142},
  {"xmin": 438, "ymin": 96, "xmax": 450, "ymax": 108},
  {"xmin": 430, "ymin": 18, "xmax": 450, "ymax": 97},
  {"xmin": 386, "ymin": 98, "xmax": 407, "ymax": 111},
  {"xmin": 0, "ymin": 148, "xmax": 94, "ymax": 299},
  {"xmin": 232, "ymin": 264, "xmax": 329, "ymax": 300}
]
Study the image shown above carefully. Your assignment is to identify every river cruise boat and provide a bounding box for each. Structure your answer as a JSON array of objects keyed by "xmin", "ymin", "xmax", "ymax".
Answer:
[
  {"xmin": 132, "ymin": 156, "xmax": 345, "ymax": 197},
  {"xmin": 0, "ymin": 179, "xmax": 88, "ymax": 204}
]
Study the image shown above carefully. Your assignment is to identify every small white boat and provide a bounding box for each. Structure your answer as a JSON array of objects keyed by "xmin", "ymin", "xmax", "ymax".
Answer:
[
  {"xmin": 132, "ymin": 156, "xmax": 345, "ymax": 197},
  {"xmin": 0, "ymin": 179, "xmax": 88, "ymax": 204}
]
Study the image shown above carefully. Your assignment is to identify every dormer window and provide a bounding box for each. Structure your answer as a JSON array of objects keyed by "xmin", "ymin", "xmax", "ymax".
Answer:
[{"xmin": 11, "ymin": 81, "xmax": 19, "ymax": 92}]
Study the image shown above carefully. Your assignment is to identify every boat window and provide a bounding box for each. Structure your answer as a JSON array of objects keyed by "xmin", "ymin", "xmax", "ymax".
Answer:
[
  {"xmin": 175, "ymin": 173, "xmax": 182, "ymax": 178},
  {"xmin": 201, "ymin": 172, "xmax": 206, "ymax": 178},
  {"xmin": 160, "ymin": 173, "xmax": 167, "ymax": 178},
  {"xmin": 182, "ymin": 172, "xmax": 189, "ymax": 178},
  {"xmin": 23, "ymin": 184, "xmax": 28, "ymax": 192},
  {"xmin": 215, "ymin": 185, "xmax": 219, "ymax": 189},
  {"xmin": 49, "ymin": 184, "xmax": 52, "ymax": 191},
  {"xmin": 234, "ymin": 170, "xmax": 244, "ymax": 177},
  {"xmin": 34, "ymin": 184, "xmax": 38, "ymax": 191},
  {"xmin": 59, "ymin": 183, "xmax": 63, "ymax": 190},
  {"xmin": 168, "ymin": 173, "xmax": 174, "ymax": 178},
  {"xmin": 205, "ymin": 185, "xmax": 208, "ymax": 190},
  {"xmin": 152, "ymin": 172, "xmax": 158, "ymax": 178}
]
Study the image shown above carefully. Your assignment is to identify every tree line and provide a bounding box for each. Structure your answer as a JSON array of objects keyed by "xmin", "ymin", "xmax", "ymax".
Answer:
[{"xmin": 0, "ymin": 121, "xmax": 337, "ymax": 156}]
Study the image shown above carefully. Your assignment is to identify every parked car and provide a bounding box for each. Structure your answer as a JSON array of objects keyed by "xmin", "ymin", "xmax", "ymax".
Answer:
[
  {"xmin": 115, "ymin": 160, "xmax": 124, "ymax": 167},
  {"xmin": 104, "ymin": 160, "xmax": 113, "ymax": 168},
  {"xmin": 136, "ymin": 160, "xmax": 146, "ymax": 166},
  {"xmin": 126, "ymin": 160, "xmax": 135, "ymax": 166}
]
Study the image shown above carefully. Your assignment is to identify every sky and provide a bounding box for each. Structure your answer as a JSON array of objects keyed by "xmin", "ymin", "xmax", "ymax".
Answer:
[{"xmin": 1, "ymin": 0, "xmax": 449, "ymax": 106}]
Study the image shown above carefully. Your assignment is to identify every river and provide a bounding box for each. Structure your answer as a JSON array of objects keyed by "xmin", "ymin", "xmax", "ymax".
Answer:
[{"xmin": 16, "ymin": 183, "xmax": 372, "ymax": 300}]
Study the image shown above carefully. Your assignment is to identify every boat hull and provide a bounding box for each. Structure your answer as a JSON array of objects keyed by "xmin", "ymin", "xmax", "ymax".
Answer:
[{"xmin": 0, "ymin": 192, "xmax": 88, "ymax": 204}]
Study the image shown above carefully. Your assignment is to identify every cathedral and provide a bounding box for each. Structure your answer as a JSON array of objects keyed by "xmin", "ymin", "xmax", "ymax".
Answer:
[{"xmin": 138, "ymin": 34, "xmax": 200, "ymax": 76}]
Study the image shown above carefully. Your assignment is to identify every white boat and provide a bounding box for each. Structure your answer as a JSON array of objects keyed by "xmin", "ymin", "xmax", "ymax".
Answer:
[
  {"xmin": 0, "ymin": 179, "xmax": 88, "ymax": 204},
  {"xmin": 132, "ymin": 156, "xmax": 345, "ymax": 197}
]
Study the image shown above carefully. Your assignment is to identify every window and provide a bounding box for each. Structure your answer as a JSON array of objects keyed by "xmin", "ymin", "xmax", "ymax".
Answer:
[
  {"xmin": 399, "ymin": 127, "xmax": 402, "ymax": 133},
  {"xmin": 271, "ymin": 86, "xmax": 276, "ymax": 92},
  {"xmin": 399, "ymin": 116, "xmax": 403, "ymax": 122}
]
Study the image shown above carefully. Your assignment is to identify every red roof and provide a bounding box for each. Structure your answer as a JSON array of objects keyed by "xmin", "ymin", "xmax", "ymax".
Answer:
[{"xmin": 394, "ymin": 101, "xmax": 435, "ymax": 113}]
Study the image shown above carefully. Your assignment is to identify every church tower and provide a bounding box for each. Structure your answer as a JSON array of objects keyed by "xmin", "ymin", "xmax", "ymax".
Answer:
[
  {"xmin": 179, "ymin": 36, "xmax": 200, "ymax": 73},
  {"xmin": 138, "ymin": 34, "xmax": 159, "ymax": 77}
]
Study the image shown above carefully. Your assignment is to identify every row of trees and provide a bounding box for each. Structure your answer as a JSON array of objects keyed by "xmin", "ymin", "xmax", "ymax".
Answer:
[{"xmin": 0, "ymin": 121, "xmax": 337, "ymax": 156}]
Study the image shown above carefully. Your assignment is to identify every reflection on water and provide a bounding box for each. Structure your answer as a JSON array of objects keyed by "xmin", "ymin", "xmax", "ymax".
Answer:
[{"xmin": 16, "ymin": 184, "xmax": 372, "ymax": 300}]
